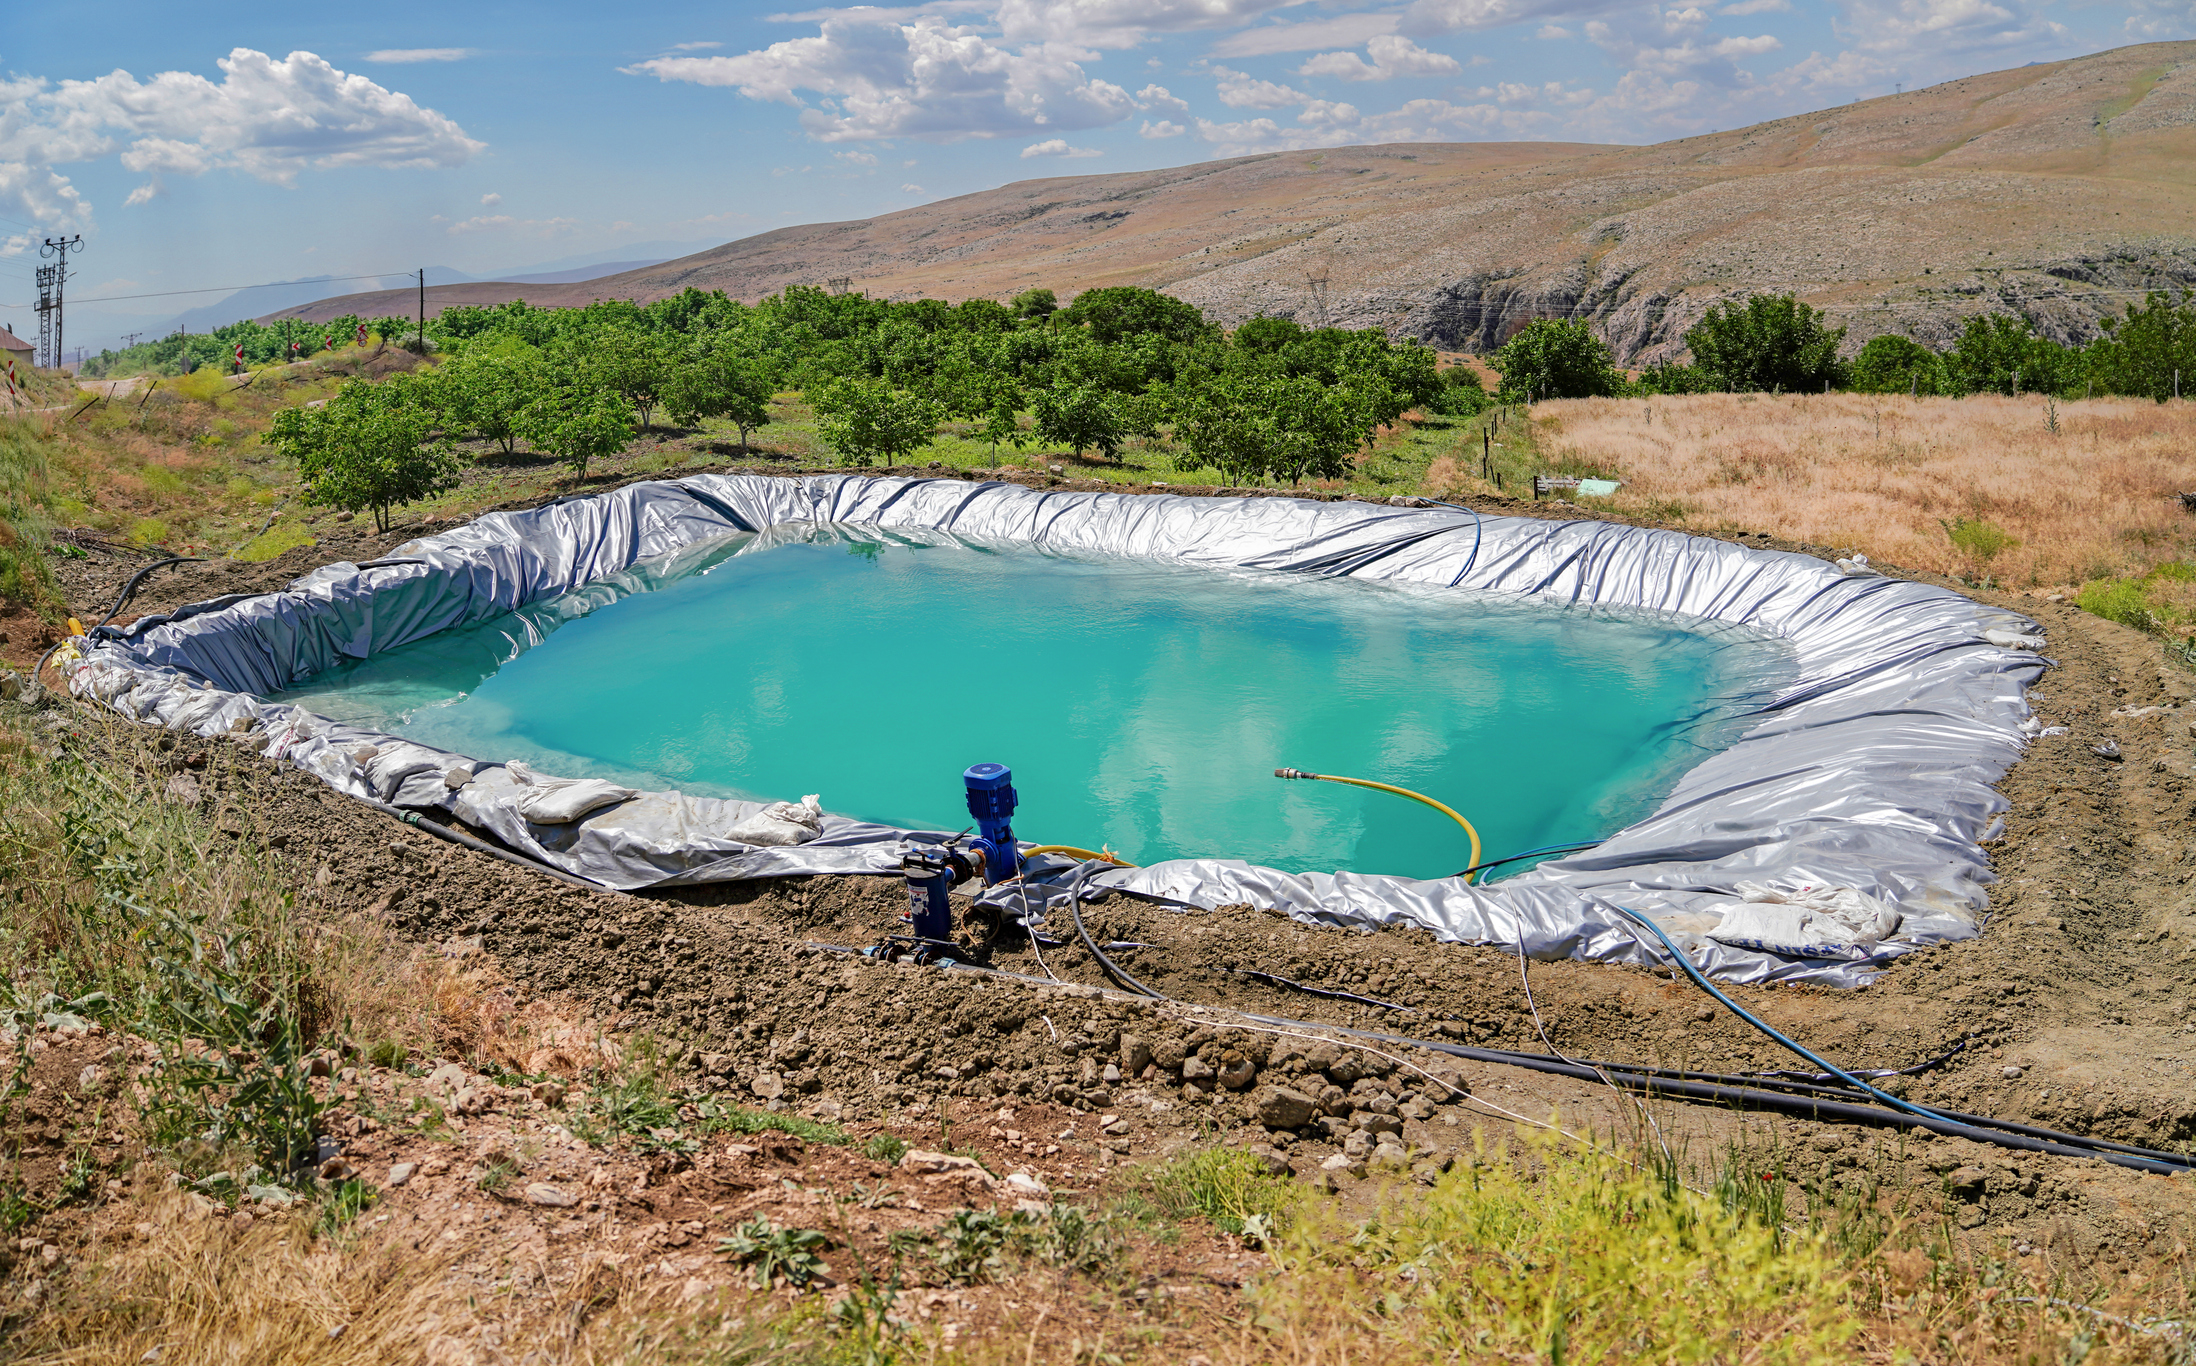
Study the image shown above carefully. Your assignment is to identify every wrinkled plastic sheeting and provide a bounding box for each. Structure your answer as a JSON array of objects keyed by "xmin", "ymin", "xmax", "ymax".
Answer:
[{"xmin": 69, "ymin": 474, "xmax": 2047, "ymax": 986}]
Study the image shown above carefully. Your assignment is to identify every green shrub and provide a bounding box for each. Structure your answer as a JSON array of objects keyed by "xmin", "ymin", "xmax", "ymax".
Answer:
[
  {"xmin": 1849, "ymin": 335, "xmax": 1946, "ymax": 395},
  {"xmin": 717, "ymin": 1218, "xmax": 832, "ymax": 1290},
  {"xmin": 1491, "ymin": 320, "xmax": 1626, "ymax": 402},
  {"xmin": 1939, "ymin": 516, "xmax": 2016, "ymax": 567},
  {"xmin": 812, "ymin": 378, "xmax": 941, "ymax": 467},
  {"xmin": 2079, "ymin": 575, "xmax": 2161, "ymax": 633},
  {"xmin": 1139, "ymin": 1146, "xmax": 1303, "ymax": 1240},
  {"xmin": 1684, "ymin": 294, "xmax": 1847, "ymax": 393}
]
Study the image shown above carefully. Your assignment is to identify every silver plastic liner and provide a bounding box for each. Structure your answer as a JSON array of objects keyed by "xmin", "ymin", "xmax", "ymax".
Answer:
[{"xmin": 68, "ymin": 474, "xmax": 2046, "ymax": 986}]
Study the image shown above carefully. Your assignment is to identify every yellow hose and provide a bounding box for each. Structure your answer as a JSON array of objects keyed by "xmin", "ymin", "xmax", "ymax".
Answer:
[
  {"xmin": 1022, "ymin": 844, "xmax": 1138, "ymax": 867},
  {"xmin": 1274, "ymin": 768, "xmax": 1484, "ymax": 881}
]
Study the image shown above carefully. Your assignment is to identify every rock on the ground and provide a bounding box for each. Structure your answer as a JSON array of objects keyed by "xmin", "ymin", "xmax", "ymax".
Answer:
[
  {"xmin": 525, "ymin": 1183, "xmax": 578, "ymax": 1208},
  {"xmin": 387, "ymin": 1163, "xmax": 415, "ymax": 1188},
  {"xmin": 1253, "ymin": 1084, "xmax": 1318, "ymax": 1130}
]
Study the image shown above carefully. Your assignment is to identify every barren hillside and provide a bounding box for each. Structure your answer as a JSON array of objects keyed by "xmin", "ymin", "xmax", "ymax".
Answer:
[{"xmin": 272, "ymin": 41, "xmax": 2196, "ymax": 361}]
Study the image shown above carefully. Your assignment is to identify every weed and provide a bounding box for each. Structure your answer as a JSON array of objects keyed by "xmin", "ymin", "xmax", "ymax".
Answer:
[
  {"xmin": 476, "ymin": 1158, "xmax": 519, "ymax": 1194},
  {"xmin": 695, "ymin": 1097, "xmax": 851, "ymax": 1146},
  {"xmin": 862, "ymin": 1132, "xmax": 908, "ymax": 1164},
  {"xmin": 929, "ymin": 1208, "xmax": 1022, "ymax": 1285},
  {"xmin": 1138, "ymin": 1146, "xmax": 1303, "ymax": 1241},
  {"xmin": 1027, "ymin": 1203, "xmax": 1121, "ymax": 1273},
  {"xmin": 717, "ymin": 1218, "xmax": 832, "ymax": 1290},
  {"xmin": 315, "ymin": 1177, "xmax": 377, "ymax": 1236},
  {"xmin": 570, "ymin": 1065, "xmax": 680, "ymax": 1148},
  {"xmin": 1941, "ymin": 515, "xmax": 2017, "ymax": 567},
  {"xmin": 363, "ymin": 1038, "xmax": 406, "ymax": 1069},
  {"xmin": 851, "ymin": 1181, "xmax": 900, "ymax": 1210}
]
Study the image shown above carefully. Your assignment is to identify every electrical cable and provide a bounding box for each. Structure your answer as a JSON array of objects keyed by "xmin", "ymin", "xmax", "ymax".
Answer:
[
  {"xmin": 1274, "ymin": 767, "xmax": 1483, "ymax": 878},
  {"xmin": 1419, "ymin": 498, "xmax": 1483, "ymax": 581},
  {"xmin": 1603, "ymin": 900, "xmax": 1957, "ymax": 1124},
  {"xmin": 1048, "ymin": 875, "xmax": 2194, "ymax": 1175},
  {"xmin": 29, "ymin": 553, "xmax": 202, "ymax": 692},
  {"xmin": 357, "ymin": 796, "xmax": 615, "ymax": 893},
  {"xmin": 1448, "ymin": 840, "xmax": 1602, "ymax": 880}
]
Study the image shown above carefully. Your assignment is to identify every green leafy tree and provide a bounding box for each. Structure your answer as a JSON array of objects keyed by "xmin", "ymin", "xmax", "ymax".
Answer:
[
  {"xmin": 437, "ymin": 345, "xmax": 546, "ymax": 456},
  {"xmin": 1684, "ymin": 294, "xmax": 1847, "ymax": 393},
  {"xmin": 978, "ymin": 399, "xmax": 1028, "ymax": 461},
  {"xmin": 576, "ymin": 324, "xmax": 676, "ymax": 427},
  {"xmin": 2085, "ymin": 289, "xmax": 2196, "ymax": 402},
  {"xmin": 266, "ymin": 377, "xmax": 463, "ymax": 533},
  {"xmin": 1174, "ymin": 373, "xmax": 1362, "ymax": 485},
  {"xmin": 514, "ymin": 383, "xmax": 634, "ymax": 480},
  {"xmin": 1490, "ymin": 320, "xmax": 1625, "ymax": 402},
  {"xmin": 1431, "ymin": 364, "xmax": 1489, "ymax": 415},
  {"xmin": 1011, "ymin": 288, "xmax": 1058, "ymax": 324},
  {"xmin": 1032, "ymin": 382, "xmax": 1124, "ymax": 462},
  {"xmin": 1945, "ymin": 315, "xmax": 2075, "ymax": 397},
  {"xmin": 1056, "ymin": 287, "xmax": 1216, "ymax": 345},
  {"xmin": 1634, "ymin": 361, "xmax": 1717, "ymax": 395},
  {"xmin": 663, "ymin": 341, "xmax": 777, "ymax": 449},
  {"xmin": 812, "ymin": 378, "xmax": 942, "ymax": 466},
  {"xmin": 1848, "ymin": 335, "xmax": 1946, "ymax": 395}
]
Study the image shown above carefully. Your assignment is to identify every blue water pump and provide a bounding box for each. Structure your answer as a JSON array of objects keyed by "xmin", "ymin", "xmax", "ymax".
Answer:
[
  {"xmin": 884, "ymin": 763, "xmax": 1023, "ymax": 963},
  {"xmin": 962, "ymin": 762, "xmax": 1022, "ymax": 886}
]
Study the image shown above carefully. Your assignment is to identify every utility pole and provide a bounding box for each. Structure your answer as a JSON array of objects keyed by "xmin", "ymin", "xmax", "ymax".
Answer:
[
  {"xmin": 417, "ymin": 268, "xmax": 426, "ymax": 350},
  {"xmin": 39, "ymin": 236, "xmax": 83, "ymax": 371},
  {"xmin": 34, "ymin": 265, "xmax": 56, "ymax": 369},
  {"xmin": 121, "ymin": 332, "xmax": 143, "ymax": 349}
]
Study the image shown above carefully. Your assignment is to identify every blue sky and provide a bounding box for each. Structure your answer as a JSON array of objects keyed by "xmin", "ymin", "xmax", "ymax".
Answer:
[{"xmin": 2, "ymin": 0, "xmax": 2186, "ymax": 351}]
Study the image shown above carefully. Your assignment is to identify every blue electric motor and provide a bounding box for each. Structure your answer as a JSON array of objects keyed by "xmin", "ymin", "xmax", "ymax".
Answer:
[{"xmin": 962, "ymin": 762, "xmax": 1022, "ymax": 886}]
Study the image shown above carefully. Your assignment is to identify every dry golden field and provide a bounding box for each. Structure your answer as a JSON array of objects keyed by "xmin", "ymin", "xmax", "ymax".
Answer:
[{"xmin": 1528, "ymin": 393, "xmax": 2196, "ymax": 589}]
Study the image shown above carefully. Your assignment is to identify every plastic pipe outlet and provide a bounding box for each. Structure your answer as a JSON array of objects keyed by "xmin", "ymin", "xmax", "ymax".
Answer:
[{"xmin": 963, "ymin": 762, "xmax": 1021, "ymax": 885}]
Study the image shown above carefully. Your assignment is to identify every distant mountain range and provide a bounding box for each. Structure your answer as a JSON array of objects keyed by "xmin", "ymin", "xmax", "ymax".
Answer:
[
  {"xmin": 266, "ymin": 42, "xmax": 2196, "ymax": 361},
  {"xmin": 94, "ymin": 241, "xmax": 720, "ymax": 351}
]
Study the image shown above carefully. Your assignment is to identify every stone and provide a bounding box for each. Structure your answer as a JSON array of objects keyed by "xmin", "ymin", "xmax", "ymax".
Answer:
[
  {"xmin": 1948, "ymin": 1165, "xmax": 1989, "ymax": 1195},
  {"xmin": 1320, "ymin": 1152, "xmax": 1367, "ymax": 1180},
  {"xmin": 1253, "ymin": 1085, "xmax": 1319, "ymax": 1130},
  {"xmin": 1411, "ymin": 1158, "xmax": 1453, "ymax": 1186},
  {"xmin": 1180, "ymin": 1056, "xmax": 1216, "ymax": 1088},
  {"xmin": 1356, "ymin": 1112, "xmax": 1404, "ymax": 1137},
  {"xmin": 1371, "ymin": 1142, "xmax": 1411, "ymax": 1171},
  {"xmin": 525, "ymin": 1183, "xmax": 578, "ymax": 1208},
  {"xmin": 307, "ymin": 1055, "xmax": 332, "ymax": 1078},
  {"xmin": 318, "ymin": 1158, "xmax": 356, "ymax": 1182},
  {"xmin": 1120, "ymin": 1036, "xmax": 1153, "ymax": 1074},
  {"xmin": 2002, "ymin": 1066, "xmax": 2023, "ymax": 1080},
  {"xmin": 1247, "ymin": 1146, "xmax": 1294, "ymax": 1177},
  {"xmin": 425, "ymin": 1062, "xmax": 470, "ymax": 1098},
  {"xmin": 1217, "ymin": 1057, "xmax": 1257, "ymax": 1091},
  {"xmin": 751, "ymin": 1070, "xmax": 785, "ymax": 1100},
  {"xmin": 421, "ymin": 1157, "xmax": 451, "ymax": 1177},
  {"xmin": 387, "ymin": 1163, "xmax": 415, "ymax": 1188},
  {"xmin": 531, "ymin": 1081, "xmax": 568, "ymax": 1108},
  {"xmin": 454, "ymin": 1087, "xmax": 494, "ymax": 1116},
  {"xmin": 1400, "ymin": 1095, "xmax": 1439, "ymax": 1121},
  {"xmin": 1342, "ymin": 1131, "xmax": 1374, "ymax": 1160},
  {"xmin": 1005, "ymin": 1171, "xmax": 1050, "ymax": 1198},
  {"xmin": 698, "ymin": 1053, "xmax": 733, "ymax": 1078}
]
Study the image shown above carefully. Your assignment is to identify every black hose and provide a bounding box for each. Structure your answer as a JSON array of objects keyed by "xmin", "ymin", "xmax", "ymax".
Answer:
[
  {"xmin": 358, "ymin": 795, "xmax": 617, "ymax": 894},
  {"xmin": 1053, "ymin": 872, "xmax": 2196, "ymax": 1176},
  {"xmin": 91, "ymin": 554, "xmax": 204, "ymax": 636}
]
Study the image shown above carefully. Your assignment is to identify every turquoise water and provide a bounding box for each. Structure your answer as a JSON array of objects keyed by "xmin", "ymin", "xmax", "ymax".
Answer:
[{"xmin": 273, "ymin": 528, "xmax": 1792, "ymax": 881}]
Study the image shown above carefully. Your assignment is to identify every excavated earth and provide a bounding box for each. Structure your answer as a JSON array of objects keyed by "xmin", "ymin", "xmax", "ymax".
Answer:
[{"xmin": 19, "ymin": 474, "xmax": 2196, "ymax": 1281}]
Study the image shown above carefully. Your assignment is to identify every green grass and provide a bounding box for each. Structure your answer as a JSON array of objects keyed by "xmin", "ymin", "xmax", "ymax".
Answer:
[{"xmin": 234, "ymin": 519, "xmax": 313, "ymax": 562}]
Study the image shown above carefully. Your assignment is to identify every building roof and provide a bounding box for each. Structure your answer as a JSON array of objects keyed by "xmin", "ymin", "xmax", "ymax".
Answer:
[{"xmin": 0, "ymin": 327, "xmax": 32, "ymax": 355}]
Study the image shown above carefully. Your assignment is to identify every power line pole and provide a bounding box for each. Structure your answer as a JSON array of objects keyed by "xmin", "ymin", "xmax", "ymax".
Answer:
[
  {"xmin": 39, "ymin": 235, "xmax": 83, "ymax": 371},
  {"xmin": 34, "ymin": 265, "xmax": 56, "ymax": 369},
  {"xmin": 417, "ymin": 268, "xmax": 425, "ymax": 350},
  {"xmin": 121, "ymin": 331, "xmax": 143, "ymax": 349}
]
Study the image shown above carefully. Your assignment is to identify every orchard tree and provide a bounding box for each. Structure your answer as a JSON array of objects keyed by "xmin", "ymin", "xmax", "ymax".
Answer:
[
  {"xmin": 438, "ymin": 344, "xmax": 546, "ymax": 456},
  {"xmin": 515, "ymin": 382, "xmax": 634, "ymax": 480},
  {"xmin": 2084, "ymin": 289, "xmax": 2195, "ymax": 402},
  {"xmin": 664, "ymin": 340, "xmax": 777, "ymax": 449},
  {"xmin": 1945, "ymin": 314, "xmax": 2075, "ymax": 397},
  {"xmin": 1848, "ymin": 335, "xmax": 1945, "ymax": 395},
  {"xmin": 1490, "ymin": 320, "xmax": 1625, "ymax": 402},
  {"xmin": 1032, "ymin": 382, "xmax": 1124, "ymax": 462},
  {"xmin": 813, "ymin": 378, "xmax": 942, "ymax": 466},
  {"xmin": 1684, "ymin": 294, "xmax": 1847, "ymax": 393},
  {"xmin": 266, "ymin": 376, "xmax": 462, "ymax": 532}
]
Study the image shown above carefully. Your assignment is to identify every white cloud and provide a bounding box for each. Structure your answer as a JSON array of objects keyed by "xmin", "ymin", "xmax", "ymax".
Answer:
[
  {"xmin": 902, "ymin": 181, "xmax": 926, "ymax": 192},
  {"xmin": 626, "ymin": 18, "xmax": 1134, "ymax": 141},
  {"xmin": 446, "ymin": 214, "xmax": 578, "ymax": 235},
  {"xmin": 1719, "ymin": 0, "xmax": 1793, "ymax": 12},
  {"xmin": 1213, "ymin": 65, "xmax": 1305, "ymax": 107},
  {"xmin": 1830, "ymin": 0, "xmax": 2064, "ymax": 54},
  {"xmin": 481, "ymin": 191, "xmax": 502, "ymax": 206},
  {"xmin": 1401, "ymin": 0, "xmax": 1636, "ymax": 35},
  {"xmin": 1021, "ymin": 137, "xmax": 1102, "ymax": 155},
  {"xmin": 993, "ymin": 0, "xmax": 1299, "ymax": 49},
  {"xmin": 1136, "ymin": 83, "xmax": 1192, "ymax": 116},
  {"xmin": 0, "ymin": 49, "xmax": 478, "ymax": 228},
  {"xmin": 1209, "ymin": 12, "xmax": 1400, "ymax": 56},
  {"xmin": 1299, "ymin": 35, "xmax": 1464, "ymax": 80},
  {"xmin": 671, "ymin": 41, "xmax": 724, "ymax": 51},
  {"xmin": 835, "ymin": 149, "xmax": 879, "ymax": 165},
  {"xmin": 363, "ymin": 48, "xmax": 477, "ymax": 63},
  {"xmin": 1537, "ymin": 24, "xmax": 1575, "ymax": 37},
  {"xmin": 2121, "ymin": 0, "xmax": 2196, "ymax": 36},
  {"xmin": 1140, "ymin": 118, "xmax": 1188, "ymax": 136}
]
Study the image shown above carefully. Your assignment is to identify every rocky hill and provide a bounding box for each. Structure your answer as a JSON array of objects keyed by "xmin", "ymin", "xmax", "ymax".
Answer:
[{"xmin": 270, "ymin": 41, "xmax": 2196, "ymax": 361}]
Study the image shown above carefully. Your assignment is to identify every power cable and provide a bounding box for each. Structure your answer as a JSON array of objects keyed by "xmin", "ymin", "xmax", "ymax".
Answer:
[{"xmin": 0, "ymin": 272, "xmax": 408, "ymax": 310}]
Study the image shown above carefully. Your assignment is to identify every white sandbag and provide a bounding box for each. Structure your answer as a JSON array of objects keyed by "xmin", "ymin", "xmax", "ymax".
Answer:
[
  {"xmin": 505, "ymin": 760, "xmax": 637, "ymax": 825},
  {"xmin": 725, "ymin": 794, "xmax": 824, "ymax": 847},
  {"xmin": 1705, "ymin": 880, "xmax": 1904, "ymax": 959}
]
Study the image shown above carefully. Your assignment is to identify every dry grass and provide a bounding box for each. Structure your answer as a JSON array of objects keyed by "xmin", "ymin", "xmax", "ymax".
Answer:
[{"xmin": 1532, "ymin": 394, "xmax": 2196, "ymax": 588}]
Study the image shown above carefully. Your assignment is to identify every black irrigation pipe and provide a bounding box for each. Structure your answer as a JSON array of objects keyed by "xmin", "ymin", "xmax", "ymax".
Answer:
[
  {"xmin": 356, "ymin": 795, "xmax": 617, "ymax": 894},
  {"xmin": 29, "ymin": 554, "xmax": 204, "ymax": 693},
  {"xmin": 1052, "ymin": 861, "xmax": 2196, "ymax": 1178}
]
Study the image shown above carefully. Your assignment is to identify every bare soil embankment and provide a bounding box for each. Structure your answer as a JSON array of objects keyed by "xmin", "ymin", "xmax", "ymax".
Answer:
[{"xmin": 28, "ymin": 475, "xmax": 2196, "ymax": 1275}]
